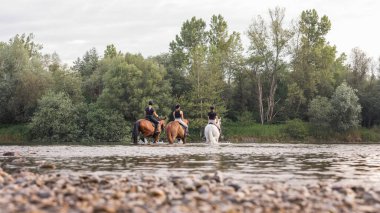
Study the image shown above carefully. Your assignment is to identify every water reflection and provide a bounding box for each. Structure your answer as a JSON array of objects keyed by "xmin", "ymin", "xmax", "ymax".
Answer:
[{"xmin": 1, "ymin": 143, "xmax": 380, "ymax": 185}]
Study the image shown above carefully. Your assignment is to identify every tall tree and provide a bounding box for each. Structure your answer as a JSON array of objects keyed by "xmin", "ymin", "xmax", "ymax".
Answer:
[
  {"xmin": 168, "ymin": 15, "xmax": 243, "ymax": 126},
  {"xmin": 0, "ymin": 34, "xmax": 50, "ymax": 123},
  {"xmin": 289, "ymin": 9, "xmax": 345, "ymax": 119},
  {"xmin": 97, "ymin": 53, "xmax": 172, "ymax": 120},
  {"xmin": 347, "ymin": 47, "xmax": 372, "ymax": 90},
  {"xmin": 247, "ymin": 7, "xmax": 294, "ymax": 124}
]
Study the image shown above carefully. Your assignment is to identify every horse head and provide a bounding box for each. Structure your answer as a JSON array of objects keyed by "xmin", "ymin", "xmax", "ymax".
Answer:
[
  {"xmin": 159, "ymin": 118, "xmax": 166, "ymax": 132},
  {"xmin": 183, "ymin": 119, "xmax": 190, "ymax": 125}
]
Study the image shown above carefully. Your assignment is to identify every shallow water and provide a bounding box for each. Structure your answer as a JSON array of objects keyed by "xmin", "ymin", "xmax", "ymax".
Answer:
[{"xmin": 1, "ymin": 143, "xmax": 380, "ymax": 185}]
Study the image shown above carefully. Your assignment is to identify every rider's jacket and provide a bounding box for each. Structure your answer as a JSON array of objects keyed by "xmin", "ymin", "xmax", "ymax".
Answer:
[
  {"xmin": 145, "ymin": 107, "xmax": 155, "ymax": 117},
  {"xmin": 174, "ymin": 110, "xmax": 181, "ymax": 119}
]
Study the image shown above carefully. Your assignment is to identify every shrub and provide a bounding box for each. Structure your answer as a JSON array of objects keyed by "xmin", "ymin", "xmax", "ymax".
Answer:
[
  {"xmin": 284, "ymin": 119, "xmax": 309, "ymax": 140},
  {"xmin": 237, "ymin": 111, "xmax": 255, "ymax": 124},
  {"xmin": 308, "ymin": 96, "xmax": 332, "ymax": 128},
  {"xmin": 29, "ymin": 92, "xmax": 81, "ymax": 142},
  {"xmin": 330, "ymin": 82, "xmax": 362, "ymax": 132},
  {"xmin": 85, "ymin": 104, "xmax": 129, "ymax": 142}
]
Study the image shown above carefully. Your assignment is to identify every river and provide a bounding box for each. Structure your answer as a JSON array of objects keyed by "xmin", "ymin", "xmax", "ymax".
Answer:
[{"xmin": 1, "ymin": 143, "xmax": 380, "ymax": 186}]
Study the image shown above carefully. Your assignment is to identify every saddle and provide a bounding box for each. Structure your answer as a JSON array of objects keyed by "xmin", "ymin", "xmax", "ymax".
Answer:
[
  {"xmin": 172, "ymin": 121, "xmax": 185, "ymax": 133},
  {"xmin": 145, "ymin": 118, "xmax": 155, "ymax": 127},
  {"xmin": 143, "ymin": 119, "xmax": 161, "ymax": 133},
  {"xmin": 208, "ymin": 123, "xmax": 220, "ymax": 132}
]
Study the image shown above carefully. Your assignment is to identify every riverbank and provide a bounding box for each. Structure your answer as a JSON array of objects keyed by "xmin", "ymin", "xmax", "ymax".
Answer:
[
  {"xmin": 0, "ymin": 124, "xmax": 29, "ymax": 144},
  {"xmin": 223, "ymin": 121, "xmax": 380, "ymax": 143},
  {"xmin": 1, "ymin": 169, "xmax": 379, "ymax": 212},
  {"xmin": 1, "ymin": 122, "xmax": 380, "ymax": 144}
]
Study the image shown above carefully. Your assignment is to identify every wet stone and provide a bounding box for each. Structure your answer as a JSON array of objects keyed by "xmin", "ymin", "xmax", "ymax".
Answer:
[
  {"xmin": 37, "ymin": 191, "xmax": 51, "ymax": 199},
  {"xmin": 3, "ymin": 152, "xmax": 17, "ymax": 156}
]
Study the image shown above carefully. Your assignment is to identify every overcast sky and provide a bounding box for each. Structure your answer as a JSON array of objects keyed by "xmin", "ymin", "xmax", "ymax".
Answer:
[{"xmin": 1, "ymin": 0, "xmax": 379, "ymax": 64}]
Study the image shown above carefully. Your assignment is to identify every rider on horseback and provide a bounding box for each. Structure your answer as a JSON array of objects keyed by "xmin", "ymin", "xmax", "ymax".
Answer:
[
  {"xmin": 173, "ymin": 104, "xmax": 189, "ymax": 136},
  {"xmin": 208, "ymin": 106, "xmax": 220, "ymax": 130},
  {"xmin": 145, "ymin": 100, "xmax": 159, "ymax": 134}
]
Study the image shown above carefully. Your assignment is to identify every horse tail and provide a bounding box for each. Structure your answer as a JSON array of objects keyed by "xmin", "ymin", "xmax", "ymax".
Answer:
[
  {"xmin": 206, "ymin": 125, "xmax": 216, "ymax": 144},
  {"xmin": 132, "ymin": 121, "xmax": 140, "ymax": 144}
]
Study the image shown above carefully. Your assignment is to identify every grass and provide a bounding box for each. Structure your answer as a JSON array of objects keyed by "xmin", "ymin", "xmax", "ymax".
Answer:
[
  {"xmin": 223, "ymin": 121, "xmax": 286, "ymax": 142},
  {"xmin": 0, "ymin": 124, "xmax": 29, "ymax": 143},
  {"xmin": 1, "ymin": 122, "xmax": 379, "ymax": 144},
  {"xmin": 223, "ymin": 121, "xmax": 380, "ymax": 143}
]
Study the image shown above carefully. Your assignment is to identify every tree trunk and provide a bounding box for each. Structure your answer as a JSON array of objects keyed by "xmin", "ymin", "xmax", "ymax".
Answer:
[
  {"xmin": 257, "ymin": 75, "xmax": 264, "ymax": 125},
  {"xmin": 266, "ymin": 74, "xmax": 277, "ymax": 123}
]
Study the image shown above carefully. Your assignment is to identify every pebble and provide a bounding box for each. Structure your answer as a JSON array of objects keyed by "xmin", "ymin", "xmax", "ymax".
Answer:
[
  {"xmin": 3, "ymin": 152, "xmax": 18, "ymax": 156},
  {"xmin": 0, "ymin": 168, "xmax": 379, "ymax": 213}
]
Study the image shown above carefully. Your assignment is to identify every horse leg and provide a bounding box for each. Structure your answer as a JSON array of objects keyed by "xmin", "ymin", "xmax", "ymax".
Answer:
[
  {"xmin": 166, "ymin": 129, "xmax": 172, "ymax": 144},
  {"xmin": 153, "ymin": 134, "xmax": 159, "ymax": 144}
]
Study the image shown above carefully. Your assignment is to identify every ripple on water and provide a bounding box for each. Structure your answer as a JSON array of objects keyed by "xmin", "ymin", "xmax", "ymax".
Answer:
[{"xmin": 1, "ymin": 143, "xmax": 380, "ymax": 186}]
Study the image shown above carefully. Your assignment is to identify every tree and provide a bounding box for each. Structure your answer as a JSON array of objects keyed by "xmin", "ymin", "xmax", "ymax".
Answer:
[
  {"xmin": 330, "ymin": 82, "xmax": 361, "ymax": 132},
  {"xmin": 85, "ymin": 104, "xmax": 129, "ymax": 142},
  {"xmin": 359, "ymin": 81, "xmax": 380, "ymax": 127},
  {"xmin": 290, "ymin": 9, "xmax": 346, "ymax": 118},
  {"xmin": 0, "ymin": 34, "xmax": 50, "ymax": 123},
  {"xmin": 347, "ymin": 47, "xmax": 372, "ymax": 90},
  {"xmin": 308, "ymin": 96, "xmax": 332, "ymax": 128},
  {"xmin": 97, "ymin": 53, "xmax": 172, "ymax": 120},
  {"xmin": 104, "ymin": 44, "xmax": 118, "ymax": 58},
  {"xmin": 247, "ymin": 7, "xmax": 294, "ymax": 124},
  {"xmin": 72, "ymin": 48, "xmax": 99, "ymax": 77},
  {"xmin": 168, "ymin": 15, "xmax": 243, "ymax": 126},
  {"xmin": 29, "ymin": 92, "xmax": 82, "ymax": 142}
]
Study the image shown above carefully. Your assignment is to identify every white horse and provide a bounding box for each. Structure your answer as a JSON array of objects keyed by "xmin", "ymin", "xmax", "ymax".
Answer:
[{"xmin": 205, "ymin": 118, "xmax": 221, "ymax": 144}]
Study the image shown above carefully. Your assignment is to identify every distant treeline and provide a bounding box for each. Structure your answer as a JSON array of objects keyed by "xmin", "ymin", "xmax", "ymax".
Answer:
[{"xmin": 0, "ymin": 8, "xmax": 379, "ymax": 142}]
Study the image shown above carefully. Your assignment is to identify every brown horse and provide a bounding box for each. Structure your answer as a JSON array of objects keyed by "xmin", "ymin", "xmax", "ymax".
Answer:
[
  {"xmin": 166, "ymin": 119, "xmax": 189, "ymax": 144},
  {"xmin": 132, "ymin": 118, "xmax": 166, "ymax": 144}
]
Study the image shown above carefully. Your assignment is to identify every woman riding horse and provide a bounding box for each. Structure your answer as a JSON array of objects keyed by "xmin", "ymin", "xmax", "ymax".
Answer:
[
  {"xmin": 205, "ymin": 106, "xmax": 221, "ymax": 144},
  {"xmin": 132, "ymin": 100, "xmax": 166, "ymax": 144},
  {"xmin": 166, "ymin": 104, "xmax": 189, "ymax": 144},
  {"xmin": 173, "ymin": 104, "xmax": 189, "ymax": 136}
]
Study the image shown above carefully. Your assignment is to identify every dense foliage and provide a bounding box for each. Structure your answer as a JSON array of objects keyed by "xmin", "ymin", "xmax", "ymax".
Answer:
[{"xmin": 1, "ymin": 8, "xmax": 380, "ymax": 142}]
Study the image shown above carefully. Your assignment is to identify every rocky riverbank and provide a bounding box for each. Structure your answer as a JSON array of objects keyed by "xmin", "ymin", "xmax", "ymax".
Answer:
[{"xmin": 0, "ymin": 169, "xmax": 380, "ymax": 213}]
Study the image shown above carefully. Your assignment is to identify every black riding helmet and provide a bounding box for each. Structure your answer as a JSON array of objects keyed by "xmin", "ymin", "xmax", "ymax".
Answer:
[
  {"xmin": 210, "ymin": 106, "xmax": 215, "ymax": 110},
  {"xmin": 148, "ymin": 100, "xmax": 154, "ymax": 105},
  {"xmin": 175, "ymin": 104, "xmax": 180, "ymax": 109}
]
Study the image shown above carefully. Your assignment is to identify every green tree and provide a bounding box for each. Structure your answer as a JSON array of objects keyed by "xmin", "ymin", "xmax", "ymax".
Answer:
[
  {"xmin": 85, "ymin": 104, "xmax": 129, "ymax": 142},
  {"xmin": 0, "ymin": 34, "xmax": 50, "ymax": 123},
  {"xmin": 29, "ymin": 92, "xmax": 82, "ymax": 142},
  {"xmin": 97, "ymin": 53, "xmax": 172, "ymax": 120},
  {"xmin": 168, "ymin": 15, "xmax": 244, "ymax": 126},
  {"xmin": 308, "ymin": 96, "xmax": 332, "ymax": 128},
  {"xmin": 347, "ymin": 47, "xmax": 372, "ymax": 90},
  {"xmin": 104, "ymin": 44, "xmax": 118, "ymax": 58},
  {"xmin": 73, "ymin": 48, "xmax": 99, "ymax": 77},
  {"xmin": 247, "ymin": 7, "xmax": 294, "ymax": 124},
  {"xmin": 290, "ymin": 9, "xmax": 346, "ymax": 119}
]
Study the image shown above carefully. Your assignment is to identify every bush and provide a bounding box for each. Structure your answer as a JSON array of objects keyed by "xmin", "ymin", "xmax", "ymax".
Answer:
[
  {"xmin": 237, "ymin": 111, "xmax": 255, "ymax": 124},
  {"xmin": 85, "ymin": 104, "xmax": 129, "ymax": 142},
  {"xmin": 284, "ymin": 119, "xmax": 309, "ymax": 140},
  {"xmin": 29, "ymin": 92, "xmax": 82, "ymax": 142},
  {"xmin": 330, "ymin": 82, "xmax": 362, "ymax": 132},
  {"xmin": 308, "ymin": 96, "xmax": 332, "ymax": 128}
]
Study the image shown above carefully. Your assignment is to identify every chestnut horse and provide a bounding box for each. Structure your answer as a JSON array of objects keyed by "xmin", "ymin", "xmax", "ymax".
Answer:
[
  {"xmin": 132, "ymin": 118, "xmax": 166, "ymax": 144},
  {"xmin": 165, "ymin": 119, "xmax": 189, "ymax": 144}
]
